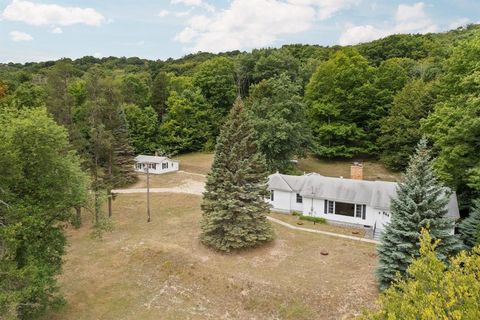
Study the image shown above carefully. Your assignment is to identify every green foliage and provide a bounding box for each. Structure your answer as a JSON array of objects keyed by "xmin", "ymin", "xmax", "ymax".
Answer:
[
  {"xmin": 422, "ymin": 33, "xmax": 480, "ymax": 207},
  {"xmin": 305, "ymin": 48, "xmax": 376, "ymax": 158},
  {"xmin": 158, "ymin": 90, "xmax": 214, "ymax": 155},
  {"xmin": 253, "ymin": 49, "xmax": 300, "ymax": 82},
  {"xmin": 124, "ymin": 104, "xmax": 159, "ymax": 154},
  {"xmin": 0, "ymin": 108, "xmax": 89, "ymax": 319},
  {"xmin": 200, "ymin": 98, "xmax": 274, "ymax": 252},
  {"xmin": 193, "ymin": 56, "xmax": 237, "ymax": 114},
  {"xmin": 458, "ymin": 199, "xmax": 480, "ymax": 249},
  {"xmin": 150, "ymin": 71, "xmax": 169, "ymax": 120},
  {"xmin": 357, "ymin": 34, "xmax": 433, "ymax": 66},
  {"xmin": 363, "ymin": 229, "xmax": 480, "ymax": 319},
  {"xmin": 298, "ymin": 215, "xmax": 326, "ymax": 224},
  {"xmin": 378, "ymin": 80, "xmax": 435, "ymax": 170},
  {"xmin": 119, "ymin": 73, "xmax": 151, "ymax": 108},
  {"xmin": 377, "ymin": 138, "xmax": 463, "ymax": 289},
  {"xmin": 247, "ymin": 74, "xmax": 311, "ymax": 172}
]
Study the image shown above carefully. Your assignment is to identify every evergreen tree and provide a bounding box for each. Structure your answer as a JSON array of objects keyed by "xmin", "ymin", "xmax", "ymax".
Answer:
[
  {"xmin": 377, "ymin": 138, "xmax": 463, "ymax": 289},
  {"xmin": 151, "ymin": 71, "xmax": 169, "ymax": 120},
  {"xmin": 110, "ymin": 107, "xmax": 136, "ymax": 187},
  {"xmin": 364, "ymin": 229, "xmax": 480, "ymax": 319},
  {"xmin": 458, "ymin": 200, "xmax": 480, "ymax": 250},
  {"xmin": 200, "ymin": 98, "xmax": 274, "ymax": 252}
]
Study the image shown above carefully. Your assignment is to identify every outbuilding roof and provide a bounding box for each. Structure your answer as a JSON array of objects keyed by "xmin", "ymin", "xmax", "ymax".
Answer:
[
  {"xmin": 134, "ymin": 155, "xmax": 178, "ymax": 163},
  {"xmin": 268, "ymin": 172, "xmax": 460, "ymax": 219}
]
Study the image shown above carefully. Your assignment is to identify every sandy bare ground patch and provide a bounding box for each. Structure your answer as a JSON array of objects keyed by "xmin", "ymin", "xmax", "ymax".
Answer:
[
  {"xmin": 46, "ymin": 193, "xmax": 379, "ymax": 320},
  {"xmin": 130, "ymin": 171, "xmax": 205, "ymax": 189}
]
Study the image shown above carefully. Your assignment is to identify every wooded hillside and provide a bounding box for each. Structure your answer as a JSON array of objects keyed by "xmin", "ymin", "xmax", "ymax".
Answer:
[{"xmin": 1, "ymin": 24, "xmax": 479, "ymax": 211}]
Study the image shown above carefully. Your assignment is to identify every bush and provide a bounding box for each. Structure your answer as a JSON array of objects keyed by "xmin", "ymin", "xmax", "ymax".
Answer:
[
  {"xmin": 299, "ymin": 215, "xmax": 326, "ymax": 224},
  {"xmin": 292, "ymin": 211, "xmax": 302, "ymax": 216}
]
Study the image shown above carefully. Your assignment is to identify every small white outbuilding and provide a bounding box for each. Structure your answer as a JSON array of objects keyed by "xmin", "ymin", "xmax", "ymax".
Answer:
[{"xmin": 134, "ymin": 155, "xmax": 179, "ymax": 175}]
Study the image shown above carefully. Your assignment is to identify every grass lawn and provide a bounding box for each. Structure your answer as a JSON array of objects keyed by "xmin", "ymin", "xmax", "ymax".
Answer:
[
  {"xmin": 173, "ymin": 152, "xmax": 214, "ymax": 175},
  {"xmin": 130, "ymin": 171, "xmax": 205, "ymax": 189},
  {"xmin": 269, "ymin": 212, "xmax": 367, "ymax": 238},
  {"xmin": 46, "ymin": 193, "xmax": 379, "ymax": 320},
  {"xmin": 297, "ymin": 156, "xmax": 400, "ymax": 182}
]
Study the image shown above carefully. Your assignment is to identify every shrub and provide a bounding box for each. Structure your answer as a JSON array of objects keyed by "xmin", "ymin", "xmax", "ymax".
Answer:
[
  {"xmin": 292, "ymin": 211, "xmax": 302, "ymax": 216},
  {"xmin": 299, "ymin": 215, "xmax": 326, "ymax": 224}
]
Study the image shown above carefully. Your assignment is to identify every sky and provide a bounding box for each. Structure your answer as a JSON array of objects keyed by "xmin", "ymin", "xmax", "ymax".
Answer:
[{"xmin": 0, "ymin": 0, "xmax": 479, "ymax": 63}]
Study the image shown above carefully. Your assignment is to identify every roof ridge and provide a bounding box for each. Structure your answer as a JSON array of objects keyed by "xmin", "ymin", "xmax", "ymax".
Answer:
[{"xmin": 279, "ymin": 174, "xmax": 295, "ymax": 191}]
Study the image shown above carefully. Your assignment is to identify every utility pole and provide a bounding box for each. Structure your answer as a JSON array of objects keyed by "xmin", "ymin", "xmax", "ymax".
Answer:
[{"xmin": 146, "ymin": 163, "xmax": 151, "ymax": 222}]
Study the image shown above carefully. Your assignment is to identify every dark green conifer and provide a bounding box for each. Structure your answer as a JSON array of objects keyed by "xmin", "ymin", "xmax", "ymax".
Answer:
[
  {"xmin": 200, "ymin": 98, "xmax": 273, "ymax": 252},
  {"xmin": 458, "ymin": 200, "xmax": 480, "ymax": 249},
  {"xmin": 377, "ymin": 138, "xmax": 463, "ymax": 289}
]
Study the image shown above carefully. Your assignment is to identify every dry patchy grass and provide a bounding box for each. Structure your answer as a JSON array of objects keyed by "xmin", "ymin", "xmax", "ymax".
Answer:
[
  {"xmin": 297, "ymin": 157, "xmax": 400, "ymax": 182},
  {"xmin": 173, "ymin": 152, "xmax": 214, "ymax": 175},
  {"xmin": 46, "ymin": 193, "xmax": 379, "ymax": 320},
  {"xmin": 269, "ymin": 212, "xmax": 367, "ymax": 238},
  {"xmin": 130, "ymin": 171, "xmax": 205, "ymax": 189}
]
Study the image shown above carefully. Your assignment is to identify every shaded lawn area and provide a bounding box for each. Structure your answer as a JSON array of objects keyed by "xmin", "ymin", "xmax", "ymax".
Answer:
[
  {"xmin": 297, "ymin": 156, "xmax": 400, "ymax": 182},
  {"xmin": 46, "ymin": 194, "xmax": 379, "ymax": 320}
]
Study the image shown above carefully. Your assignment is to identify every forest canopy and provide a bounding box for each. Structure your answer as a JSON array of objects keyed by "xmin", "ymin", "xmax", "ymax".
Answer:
[{"xmin": 1, "ymin": 24, "xmax": 479, "ymax": 210}]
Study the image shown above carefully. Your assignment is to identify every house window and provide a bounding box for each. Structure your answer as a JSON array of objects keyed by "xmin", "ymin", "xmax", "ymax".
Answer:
[
  {"xmin": 152, "ymin": 163, "xmax": 156, "ymax": 170},
  {"xmin": 162, "ymin": 162, "xmax": 168, "ymax": 169},
  {"xmin": 296, "ymin": 193, "xmax": 303, "ymax": 203},
  {"xmin": 328, "ymin": 200, "xmax": 334, "ymax": 214},
  {"xmin": 270, "ymin": 190, "xmax": 274, "ymax": 201},
  {"xmin": 335, "ymin": 202, "xmax": 355, "ymax": 217},
  {"xmin": 355, "ymin": 204, "xmax": 366, "ymax": 220}
]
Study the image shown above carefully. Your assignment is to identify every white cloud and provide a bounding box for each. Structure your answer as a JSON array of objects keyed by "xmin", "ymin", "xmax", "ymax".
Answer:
[
  {"xmin": 449, "ymin": 17, "xmax": 470, "ymax": 29},
  {"xmin": 338, "ymin": 25, "xmax": 386, "ymax": 46},
  {"xmin": 339, "ymin": 2, "xmax": 437, "ymax": 45},
  {"xmin": 10, "ymin": 30, "xmax": 33, "ymax": 41},
  {"xmin": 2, "ymin": 0, "xmax": 105, "ymax": 27},
  {"xmin": 158, "ymin": 10, "xmax": 170, "ymax": 17},
  {"xmin": 175, "ymin": 0, "xmax": 356, "ymax": 53},
  {"xmin": 395, "ymin": 2, "xmax": 426, "ymax": 22},
  {"xmin": 93, "ymin": 52, "xmax": 103, "ymax": 58},
  {"xmin": 51, "ymin": 27, "xmax": 63, "ymax": 34}
]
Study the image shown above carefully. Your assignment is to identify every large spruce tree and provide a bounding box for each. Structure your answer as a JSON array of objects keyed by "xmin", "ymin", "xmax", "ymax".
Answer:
[
  {"xmin": 377, "ymin": 138, "xmax": 462, "ymax": 289},
  {"xmin": 458, "ymin": 200, "xmax": 480, "ymax": 250},
  {"xmin": 200, "ymin": 98, "xmax": 273, "ymax": 252}
]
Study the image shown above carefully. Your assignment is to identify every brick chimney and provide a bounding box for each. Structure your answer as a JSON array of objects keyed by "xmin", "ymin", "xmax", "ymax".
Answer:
[{"xmin": 350, "ymin": 162, "xmax": 363, "ymax": 180}]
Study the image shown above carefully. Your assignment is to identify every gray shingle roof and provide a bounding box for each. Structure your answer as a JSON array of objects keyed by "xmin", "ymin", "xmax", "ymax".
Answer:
[
  {"xmin": 134, "ymin": 155, "xmax": 178, "ymax": 163},
  {"xmin": 268, "ymin": 172, "xmax": 460, "ymax": 219}
]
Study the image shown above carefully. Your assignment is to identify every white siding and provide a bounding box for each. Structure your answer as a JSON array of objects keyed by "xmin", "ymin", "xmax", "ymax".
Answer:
[
  {"xmin": 301, "ymin": 196, "xmax": 387, "ymax": 228},
  {"xmin": 269, "ymin": 190, "xmax": 393, "ymax": 228},
  {"xmin": 269, "ymin": 190, "xmax": 292, "ymax": 212},
  {"xmin": 134, "ymin": 160, "xmax": 179, "ymax": 175}
]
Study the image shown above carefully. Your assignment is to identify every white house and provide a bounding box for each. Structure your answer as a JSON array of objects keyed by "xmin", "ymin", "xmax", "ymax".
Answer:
[
  {"xmin": 134, "ymin": 155, "xmax": 179, "ymax": 174},
  {"xmin": 267, "ymin": 166, "xmax": 460, "ymax": 236}
]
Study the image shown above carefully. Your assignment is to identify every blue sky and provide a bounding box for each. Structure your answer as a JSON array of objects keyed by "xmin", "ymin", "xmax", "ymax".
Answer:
[{"xmin": 0, "ymin": 0, "xmax": 479, "ymax": 63}]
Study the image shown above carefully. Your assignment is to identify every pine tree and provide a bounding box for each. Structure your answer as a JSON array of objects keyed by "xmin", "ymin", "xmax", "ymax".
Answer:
[
  {"xmin": 151, "ymin": 71, "xmax": 169, "ymax": 121},
  {"xmin": 110, "ymin": 107, "xmax": 136, "ymax": 187},
  {"xmin": 377, "ymin": 138, "xmax": 463, "ymax": 289},
  {"xmin": 200, "ymin": 98, "xmax": 274, "ymax": 252},
  {"xmin": 458, "ymin": 200, "xmax": 480, "ymax": 249}
]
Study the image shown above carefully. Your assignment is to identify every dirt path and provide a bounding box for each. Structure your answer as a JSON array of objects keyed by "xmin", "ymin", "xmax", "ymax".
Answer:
[{"xmin": 112, "ymin": 180, "xmax": 205, "ymax": 195}]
